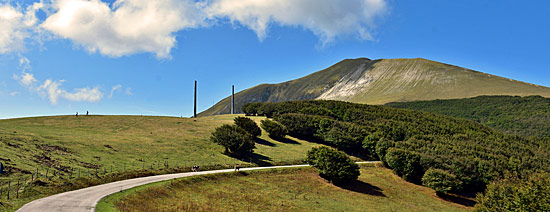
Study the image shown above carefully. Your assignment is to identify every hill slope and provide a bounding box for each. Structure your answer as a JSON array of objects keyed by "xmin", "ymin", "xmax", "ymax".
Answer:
[
  {"xmin": 386, "ymin": 95, "xmax": 550, "ymax": 138},
  {"xmin": 200, "ymin": 58, "xmax": 550, "ymax": 116}
]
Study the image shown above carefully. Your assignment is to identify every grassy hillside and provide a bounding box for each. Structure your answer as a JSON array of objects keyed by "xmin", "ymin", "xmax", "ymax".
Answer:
[
  {"xmin": 200, "ymin": 58, "xmax": 550, "ymax": 116},
  {"xmin": 386, "ymin": 95, "xmax": 550, "ymax": 138},
  {"xmin": 100, "ymin": 166, "xmax": 470, "ymax": 212},
  {"xmin": 0, "ymin": 114, "xmax": 324, "ymax": 211}
]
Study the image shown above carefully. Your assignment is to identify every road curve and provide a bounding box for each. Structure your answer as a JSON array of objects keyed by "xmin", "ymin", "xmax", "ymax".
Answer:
[{"xmin": 17, "ymin": 162, "xmax": 378, "ymax": 212}]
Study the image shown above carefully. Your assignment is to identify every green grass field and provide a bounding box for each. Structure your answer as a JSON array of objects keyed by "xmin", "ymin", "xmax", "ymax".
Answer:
[
  {"xmin": 0, "ymin": 114, "xmax": 324, "ymax": 211},
  {"xmin": 99, "ymin": 165, "xmax": 471, "ymax": 212}
]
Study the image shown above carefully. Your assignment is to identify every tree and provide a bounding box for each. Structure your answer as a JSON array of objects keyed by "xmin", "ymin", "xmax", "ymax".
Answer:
[
  {"xmin": 375, "ymin": 139, "xmax": 394, "ymax": 165},
  {"xmin": 474, "ymin": 172, "xmax": 550, "ymax": 212},
  {"xmin": 260, "ymin": 119, "xmax": 288, "ymax": 139},
  {"xmin": 243, "ymin": 103, "xmax": 262, "ymax": 116},
  {"xmin": 234, "ymin": 116, "xmax": 261, "ymax": 137},
  {"xmin": 385, "ymin": 148, "xmax": 424, "ymax": 183},
  {"xmin": 210, "ymin": 124, "xmax": 255, "ymax": 157},
  {"xmin": 422, "ymin": 168, "xmax": 462, "ymax": 195},
  {"xmin": 306, "ymin": 146, "xmax": 360, "ymax": 185}
]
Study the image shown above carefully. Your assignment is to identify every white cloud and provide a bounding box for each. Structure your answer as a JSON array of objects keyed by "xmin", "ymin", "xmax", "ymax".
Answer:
[
  {"xmin": 9, "ymin": 91, "xmax": 19, "ymax": 96},
  {"xmin": 109, "ymin": 84, "xmax": 122, "ymax": 98},
  {"xmin": 0, "ymin": 2, "xmax": 43, "ymax": 54},
  {"xmin": 13, "ymin": 56, "xmax": 105, "ymax": 104},
  {"xmin": 41, "ymin": 0, "xmax": 207, "ymax": 58},
  {"xmin": 125, "ymin": 87, "xmax": 133, "ymax": 96},
  {"xmin": 20, "ymin": 72, "xmax": 37, "ymax": 85},
  {"xmin": 37, "ymin": 79, "xmax": 103, "ymax": 104},
  {"xmin": 2, "ymin": 0, "xmax": 389, "ymax": 58},
  {"xmin": 205, "ymin": 0, "xmax": 387, "ymax": 45}
]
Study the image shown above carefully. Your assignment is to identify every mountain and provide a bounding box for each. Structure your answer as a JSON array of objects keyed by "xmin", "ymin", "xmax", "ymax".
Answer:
[{"xmin": 199, "ymin": 58, "xmax": 550, "ymax": 116}]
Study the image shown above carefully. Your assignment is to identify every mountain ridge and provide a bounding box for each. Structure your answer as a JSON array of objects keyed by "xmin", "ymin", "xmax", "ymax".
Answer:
[{"xmin": 199, "ymin": 58, "xmax": 550, "ymax": 116}]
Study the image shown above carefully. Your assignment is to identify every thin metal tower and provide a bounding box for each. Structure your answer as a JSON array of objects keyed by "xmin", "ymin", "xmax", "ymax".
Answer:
[
  {"xmin": 231, "ymin": 85, "xmax": 235, "ymax": 114},
  {"xmin": 194, "ymin": 80, "xmax": 197, "ymax": 118}
]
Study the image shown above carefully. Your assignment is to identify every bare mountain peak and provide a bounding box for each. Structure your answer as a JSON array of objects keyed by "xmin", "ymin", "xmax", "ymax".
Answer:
[{"xmin": 199, "ymin": 58, "xmax": 550, "ymax": 116}]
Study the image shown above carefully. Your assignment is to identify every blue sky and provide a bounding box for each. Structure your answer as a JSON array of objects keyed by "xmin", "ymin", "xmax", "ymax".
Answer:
[{"xmin": 0, "ymin": 0, "xmax": 549, "ymax": 119}]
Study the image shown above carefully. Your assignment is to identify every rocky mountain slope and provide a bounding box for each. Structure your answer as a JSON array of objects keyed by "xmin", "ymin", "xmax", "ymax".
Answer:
[{"xmin": 200, "ymin": 58, "xmax": 550, "ymax": 116}]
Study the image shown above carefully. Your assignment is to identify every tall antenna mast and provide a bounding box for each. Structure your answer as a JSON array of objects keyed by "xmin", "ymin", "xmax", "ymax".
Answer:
[
  {"xmin": 194, "ymin": 80, "xmax": 197, "ymax": 118},
  {"xmin": 231, "ymin": 85, "xmax": 235, "ymax": 114}
]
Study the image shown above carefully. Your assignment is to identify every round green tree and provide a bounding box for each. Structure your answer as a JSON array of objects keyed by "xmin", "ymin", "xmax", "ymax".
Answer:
[
  {"xmin": 305, "ymin": 146, "xmax": 360, "ymax": 185},
  {"xmin": 210, "ymin": 124, "xmax": 255, "ymax": 157},
  {"xmin": 234, "ymin": 116, "xmax": 261, "ymax": 137},
  {"xmin": 260, "ymin": 119, "xmax": 288, "ymax": 139},
  {"xmin": 422, "ymin": 168, "xmax": 462, "ymax": 196}
]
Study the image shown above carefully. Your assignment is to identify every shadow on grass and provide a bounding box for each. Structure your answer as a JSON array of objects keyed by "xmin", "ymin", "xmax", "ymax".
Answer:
[
  {"xmin": 337, "ymin": 180, "xmax": 386, "ymax": 197},
  {"xmin": 248, "ymin": 153, "xmax": 273, "ymax": 166},
  {"xmin": 254, "ymin": 138, "xmax": 276, "ymax": 146},
  {"xmin": 229, "ymin": 153, "xmax": 274, "ymax": 167},
  {"xmin": 438, "ymin": 193, "xmax": 477, "ymax": 207},
  {"xmin": 271, "ymin": 136, "xmax": 300, "ymax": 144}
]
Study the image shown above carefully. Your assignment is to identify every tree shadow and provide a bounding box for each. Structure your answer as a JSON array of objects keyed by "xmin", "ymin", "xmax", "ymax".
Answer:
[
  {"xmin": 232, "ymin": 153, "xmax": 273, "ymax": 167},
  {"xmin": 270, "ymin": 136, "xmax": 300, "ymax": 144},
  {"xmin": 337, "ymin": 180, "xmax": 386, "ymax": 197},
  {"xmin": 254, "ymin": 138, "xmax": 276, "ymax": 146},
  {"xmin": 438, "ymin": 193, "xmax": 477, "ymax": 207}
]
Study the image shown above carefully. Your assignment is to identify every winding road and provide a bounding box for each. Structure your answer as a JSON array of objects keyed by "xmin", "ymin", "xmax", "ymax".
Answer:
[{"xmin": 16, "ymin": 162, "xmax": 377, "ymax": 212}]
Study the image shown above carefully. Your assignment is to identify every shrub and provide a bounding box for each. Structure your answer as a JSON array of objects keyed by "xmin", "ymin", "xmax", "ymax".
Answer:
[
  {"xmin": 260, "ymin": 119, "xmax": 288, "ymax": 139},
  {"xmin": 375, "ymin": 139, "xmax": 394, "ymax": 164},
  {"xmin": 385, "ymin": 148, "xmax": 424, "ymax": 183},
  {"xmin": 234, "ymin": 116, "xmax": 261, "ymax": 137},
  {"xmin": 362, "ymin": 132, "xmax": 382, "ymax": 158},
  {"xmin": 210, "ymin": 124, "xmax": 255, "ymax": 157},
  {"xmin": 422, "ymin": 168, "xmax": 462, "ymax": 195},
  {"xmin": 306, "ymin": 146, "xmax": 360, "ymax": 184},
  {"xmin": 242, "ymin": 103, "xmax": 262, "ymax": 116},
  {"xmin": 474, "ymin": 172, "xmax": 550, "ymax": 212}
]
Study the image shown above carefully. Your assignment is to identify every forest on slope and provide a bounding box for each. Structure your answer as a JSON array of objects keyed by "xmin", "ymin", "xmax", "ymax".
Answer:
[
  {"xmin": 386, "ymin": 95, "xmax": 550, "ymax": 138},
  {"xmin": 243, "ymin": 100, "xmax": 550, "ymax": 194}
]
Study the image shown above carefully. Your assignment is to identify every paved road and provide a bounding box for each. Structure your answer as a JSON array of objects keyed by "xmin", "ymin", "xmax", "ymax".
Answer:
[{"xmin": 17, "ymin": 162, "xmax": 378, "ymax": 212}]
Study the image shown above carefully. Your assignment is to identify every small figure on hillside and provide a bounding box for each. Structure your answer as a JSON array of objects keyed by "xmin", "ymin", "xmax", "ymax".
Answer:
[
  {"xmin": 192, "ymin": 165, "xmax": 200, "ymax": 172},
  {"xmin": 234, "ymin": 164, "xmax": 240, "ymax": 172},
  {"xmin": 86, "ymin": 111, "xmax": 89, "ymax": 116},
  {"xmin": 0, "ymin": 162, "xmax": 5, "ymax": 174},
  {"xmin": 76, "ymin": 112, "xmax": 78, "ymax": 117}
]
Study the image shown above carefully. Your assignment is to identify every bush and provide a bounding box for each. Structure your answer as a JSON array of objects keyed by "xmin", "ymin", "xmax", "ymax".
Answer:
[
  {"xmin": 260, "ymin": 119, "xmax": 288, "ymax": 139},
  {"xmin": 210, "ymin": 124, "xmax": 255, "ymax": 157},
  {"xmin": 375, "ymin": 139, "xmax": 394, "ymax": 165},
  {"xmin": 242, "ymin": 103, "xmax": 262, "ymax": 116},
  {"xmin": 385, "ymin": 148, "xmax": 424, "ymax": 183},
  {"xmin": 422, "ymin": 168, "xmax": 462, "ymax": 195},
  {"xmin": 234, "ymin": 116, "xmax": 261, "ymax": 137},
  {"xmin": 306, "ymin": 146, "xmax": 360, "ymax": 185},
  {"xmin": 474, "ymin": 172, "xmax": 550, "ymax": 212}
]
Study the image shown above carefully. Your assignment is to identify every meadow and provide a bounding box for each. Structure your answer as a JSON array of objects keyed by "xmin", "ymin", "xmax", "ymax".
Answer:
[
  {"xmin": 99, "ymin": 165, "xmax": 471, "ymax": 212},
  {"xmin": 0, "ymin": 114, "xmax": 323, "ymax": 211}
]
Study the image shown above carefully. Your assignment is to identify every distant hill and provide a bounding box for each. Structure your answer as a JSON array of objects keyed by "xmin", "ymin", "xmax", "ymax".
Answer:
[
  {"xmin": 386, "ymin": 95, "xmax": 550, "ymax": 138},
  {"xmin": 200, "ymin": 58, "xmax": 550, "ymax": 116}
]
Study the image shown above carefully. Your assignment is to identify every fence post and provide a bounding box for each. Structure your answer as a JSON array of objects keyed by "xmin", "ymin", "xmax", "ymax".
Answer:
[
  {"xmin": 16, "ymin": 178, "xmax": 20, "ymax": 199},
  {"xmin": 7, "ymin": 181, "xmax": 10, "ymax": 200},
  {"xmin": 46, "ymin": 168, "xmax": 49, "ymax": 179}
]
